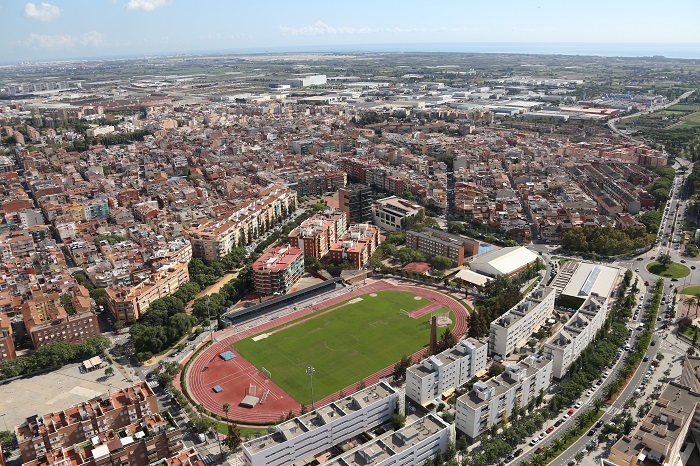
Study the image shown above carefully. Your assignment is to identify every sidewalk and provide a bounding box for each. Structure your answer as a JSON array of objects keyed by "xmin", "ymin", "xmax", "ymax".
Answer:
[{"xmin": 577, "ymin": 334, "xmax": 686, "ymax": 466}]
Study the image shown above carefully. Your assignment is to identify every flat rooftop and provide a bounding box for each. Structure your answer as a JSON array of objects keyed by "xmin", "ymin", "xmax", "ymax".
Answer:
[
  {"xmin": 325, "ymin": 414, "xmax": 449, "ymax": 466},
  {"xmin": 610, "ymin": 382, "xmax": 700, "ymax": 465},
  {"xmin": 458, "ymin": 356, "xmax": 550, "ymax": 410},
  {"xmin": 243, "ymin": 381, "xmax": 395, "ymax": 453},
  {"xmin": 560, "ymin": 262, "xmax": 620, "ymax": 299},
  {"xmin": 407, "ymin": 338, "xmax": 486, "ymax": 379}
]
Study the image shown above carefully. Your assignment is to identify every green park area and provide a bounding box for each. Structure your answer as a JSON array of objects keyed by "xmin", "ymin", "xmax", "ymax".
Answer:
[
  {"xmin": 680, "ymin": 286, "xmax": 700, "ymax": 296},
  {"xmin": 646, "ymin": 261, "xmax": 690, "ymax": 278},
  {"xmin": 234, "ymin": 291, "xmax": 453, "ymax": 405}
]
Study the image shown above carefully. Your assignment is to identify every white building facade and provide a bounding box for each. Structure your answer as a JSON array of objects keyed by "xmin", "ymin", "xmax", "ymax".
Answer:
[
  {"xmin": 456, "ymin": 356, "xmax": 553, "ymax": 440},
  {"xmin": 324, "ymin": 414, "xmax": 451, "ymax": 466},
  {"xmin": 242, "ymin": 382, "xmax": 397, "ymax": 466},
  {"xmin": 489, "ymin": 287, "xmax": 555, "ymax": 358},
  {"xmin": 543, "ymin": 295, "xmax": 610, "ymax": 379},
  {"xmin": 371, "ymin": 196, "xmax": 424, "ymax": 232},
  {"xmin": 406, "ymin": 338, "xmax": 487, "ymax": 406}
]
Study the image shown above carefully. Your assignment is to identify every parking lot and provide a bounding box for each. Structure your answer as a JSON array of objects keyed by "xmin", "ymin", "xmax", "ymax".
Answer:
[{"xmin": 0, "ymin": 361, "xmax": 133, "ymax": 430}]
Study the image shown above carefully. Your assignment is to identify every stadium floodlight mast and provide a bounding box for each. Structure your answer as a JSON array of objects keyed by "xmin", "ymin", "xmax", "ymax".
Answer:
[
  {"xmin": 206, "ymin": 297, "xmax": 215, "ymax": 343},
  {"xmin": 306, "ymin": 366, "xmax": 316, "ymax": 410}
]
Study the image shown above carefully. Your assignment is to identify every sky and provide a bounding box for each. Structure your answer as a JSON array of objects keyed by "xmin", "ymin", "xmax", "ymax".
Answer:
[{"xmin": 1, "ymin": 0, "xmax": 700, "ymax": 63}]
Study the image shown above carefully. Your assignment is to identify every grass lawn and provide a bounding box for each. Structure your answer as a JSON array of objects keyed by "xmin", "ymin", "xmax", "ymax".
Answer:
[
  {"xmin": 682, "ymin": 326, "xmax": 698, "ymax": 340},
  {"xmin": 646, "ymin": 261, "xmax": 690, "ymax": 278},
  {"xmin": 668, "ymin": 104, "xmax": 700, "ymax": 112},
  {"xmin": 234, "ymin": 291, "xmax": 453, "ymax": 405},
  {"xmin": 216, "ymin": 422, "xmax": 269, "ymax": 437},
  {"xmin": 680, "ymin": 286, "xmax": 700, "ymax": 295},
  {"xmin": 681, "ymin": 112, "xmax": 700, "ymax": 128}
]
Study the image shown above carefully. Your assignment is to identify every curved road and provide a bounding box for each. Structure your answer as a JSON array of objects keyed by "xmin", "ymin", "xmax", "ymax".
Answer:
[{"xmin": 608, "ymin": 90, "xmax": 695, "ymax": 144}]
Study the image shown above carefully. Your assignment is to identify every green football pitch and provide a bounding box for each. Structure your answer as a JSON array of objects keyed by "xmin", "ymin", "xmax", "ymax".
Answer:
[{"xmin": 233, "ymin": 290, "xmax": 453, "ymax": 405}]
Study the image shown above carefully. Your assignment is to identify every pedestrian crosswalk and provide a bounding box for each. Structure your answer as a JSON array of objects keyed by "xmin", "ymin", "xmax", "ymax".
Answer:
[
  {"xmin": 202, "ymin": 454, "xmax": 217, "ymax": 465},
  {"xmin": 607, "ymin": 406, "xmax": 620, "ymax": 417},
  {"xmin": 147, "ymin": 380, "xmax": 158, "ymax": 389}
]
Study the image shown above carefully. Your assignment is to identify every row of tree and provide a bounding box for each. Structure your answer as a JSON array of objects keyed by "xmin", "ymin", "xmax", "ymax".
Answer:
[
  {"xmin": 0, "ymin": 336, "xmax": 111, "ymax": 379},
  {"xmin": 467, "ymin": 274, "xmax": 526, "ymax": 338},
  {"xmin": 457, "ymin": 270, "xmax": 638, "ymax": 466},
  {"xmin": 561, "ymin": 226, "xmax": 655, "ymax": 256},
  {"xmin": 130, "ymin": 283, "xmax": 202, "ymax": 360}
]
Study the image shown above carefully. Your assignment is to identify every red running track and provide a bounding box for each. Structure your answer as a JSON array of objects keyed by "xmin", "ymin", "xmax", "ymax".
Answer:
[{"xmin": 185, "ymin": 278, "xmax": 470, "ymax": 424}]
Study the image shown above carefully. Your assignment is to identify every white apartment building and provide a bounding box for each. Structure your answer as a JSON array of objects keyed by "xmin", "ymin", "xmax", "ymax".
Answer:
[
  {"xmin": 324, "ymin": 414, "xmax": 451, "ymax": 466},
  {"xmin": 242, "ymin": 382, "xmax": 397, "ymax": 466},
  {"xmin": 371, "ymin": 196, "xmax": 424, "ymax": 232},
  {"xmin": 489, "ymin": 287, "xmax": 555, "ymax": 359},
  {"xmin": 456, "ymin": 356, "xmax": 552, "ymax": 440},
  {"xmin": 406, "ymin": 338, "xmax": 487, "ymax": 406},
  {"xmin": 543, "ymin": 294, "xmax": 610, "ymax": 379}
]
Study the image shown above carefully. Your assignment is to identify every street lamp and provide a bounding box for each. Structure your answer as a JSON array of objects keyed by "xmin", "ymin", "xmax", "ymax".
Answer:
[{"xmin": 306, "ymin": 366, "xmax": 315, "ymax": 410}]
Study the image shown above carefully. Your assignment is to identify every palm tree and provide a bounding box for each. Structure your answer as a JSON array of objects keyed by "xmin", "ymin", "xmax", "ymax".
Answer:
[
  {"xmin": 693, "ymin": 293, "xmax": 700, "ymax": 317},
  {"xmin": 594, "ymin": 398, "xmax": 604, "ymax": 412},
  {"xmin": 222, "ymin": 403, "xmax": 230, "ymax": 424},
  {"xmin": 684, "ymin": 295, "xmax": 697, "ymax": 317}
]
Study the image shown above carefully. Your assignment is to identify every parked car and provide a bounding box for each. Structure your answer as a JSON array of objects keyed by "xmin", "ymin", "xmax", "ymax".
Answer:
[
  {"xmin": 546, "ymin": 426, "xmax": 555, "ymax": 433},
  {"xmin": 568, "ymin": 409, "xmax": 575, "ymax": 415},
  {"xmin": 514, "ymin": 448, "xmax": 524, "ymax": 457}
]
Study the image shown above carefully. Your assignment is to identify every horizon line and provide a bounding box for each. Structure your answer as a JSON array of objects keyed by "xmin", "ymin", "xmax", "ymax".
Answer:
[{"xmin": 3, "ymin": 41, "xmax": 700, "ymax": 66}]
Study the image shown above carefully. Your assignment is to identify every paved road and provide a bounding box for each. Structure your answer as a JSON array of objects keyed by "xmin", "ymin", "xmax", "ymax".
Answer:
[{"xmin": 608, "ymin": 90, "xmax": 696, "ymax": 143}]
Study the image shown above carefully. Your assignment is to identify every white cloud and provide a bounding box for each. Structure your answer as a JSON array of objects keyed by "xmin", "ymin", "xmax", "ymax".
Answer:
[
  {"xmin": 279, "ymin": 20, "xmax": 427, "ymax": 36},
  {"xmin": 23, "ymin": 2, "xmax": 62, "ymax": 22},
  {"xmin": 125, "ymin": 0, "xmax": 169, "ymax": 11},
  {"xmin": 21, "ymin": 33, "xmax": 76, "ymax": 48},
  {"xmin": 82, "ymin": 31, "xmax": 103, "ymax": 46}
]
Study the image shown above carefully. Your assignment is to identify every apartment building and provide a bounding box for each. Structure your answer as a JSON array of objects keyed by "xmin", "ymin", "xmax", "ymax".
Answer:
[
  {"xmin": 607, "ymin": 382, "xmax": 700, "ymax": 466},
  {"xmin": 187, "ymin": 188, "xmax": 296, "ymax": 262},
  {"xmin": 21, "ymin": 412, "xmax": 185, "ymax": 466},
  {"xmin": 105, "ymin": 260, "xmax": 190, "ymax": 323},
  {"xmin": 489, "ymin": 287, "xmax": 555, "ymax": 359},
  {"xmin": 456, "ymin": 356, "xmax": 553, "ymax": 440},
  {"xmin": 17, "ymin": 383, "xmax": 159, "ymax": 462},
  {"xmin": 296, "ymin": 170, "xmax": 347, "ymax": 197},
  {"xmin": 406, "ymin": 338, "xmax": 487, "ymax": 406},
  {"xmin": 681, "ymin": 355, "xmax": 700, "ymax": 393},
  {"xmin": 324, "ymin": 414, "xmax": 451, "ymax": 466},
  {"xmin": 288, "ymin": 210, "xmax": 347, "ymax": 260},
  {"xmin": 0, "ymin": 313, "xmax": 15, "ymax": 362},
  {"xmin": 22, "ymin": 305, "xmax": 99, "ymax": 349},
  {"xmin": 543, "ymin": 295, "xmax": 610, "ymax": 379},
  {"xmin": 372, "ymin": 196, "xmax": 424, "ymax": 232},
  {"xmin": 252, "ymin": 245, "xmax": 304, "ymax": 296},
  {"xmin": 327, "ymin": 223, "xmax": 380, "ymax": 269},
  {"xmin": 406, "ymin": 227, "xmax": 479, "ymax": 266},
  {"xmin": 338, "ymin": 184, "xmax": 373, "ymax": 224},
  {"xmin": 242, "ymin": 382, "xmax": 397, "ymax": 466}
]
